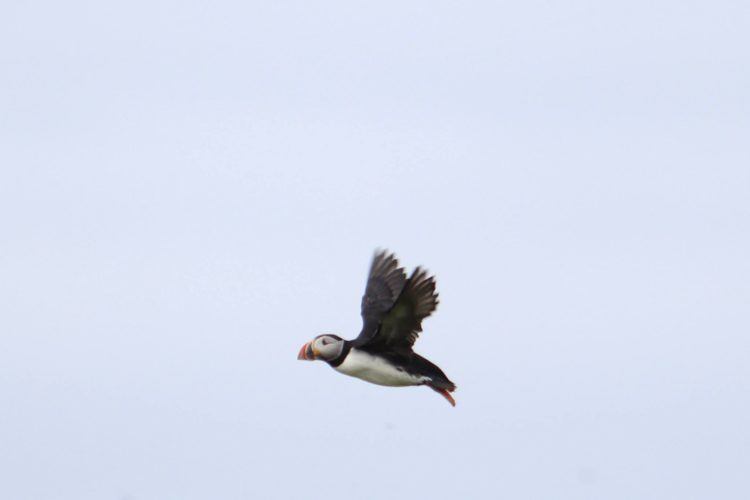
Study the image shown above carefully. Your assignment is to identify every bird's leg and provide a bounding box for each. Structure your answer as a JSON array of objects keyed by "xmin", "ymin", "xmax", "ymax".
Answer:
[{"xmin": 428, "ymin": 385, "xmax": 456, "ymax": 407}]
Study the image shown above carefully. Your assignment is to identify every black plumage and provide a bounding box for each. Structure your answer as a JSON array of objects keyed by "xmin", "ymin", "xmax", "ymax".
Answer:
[
  {"xmin": 352, "ymin": 251, "xmax": 456, "ymax": 400},
  {"xmin": 298, "ymin": 250, "xmax": 457, "ymax": 406}
]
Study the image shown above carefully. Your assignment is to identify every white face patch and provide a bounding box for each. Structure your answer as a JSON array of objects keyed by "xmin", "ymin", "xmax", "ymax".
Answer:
[
  {"xmin": 313, "ymin": 335, "xmax": 344, "ymax": 361},
  {"xmin": 333, "ymin": 348, "xmax": 430, "ymax": 387}
]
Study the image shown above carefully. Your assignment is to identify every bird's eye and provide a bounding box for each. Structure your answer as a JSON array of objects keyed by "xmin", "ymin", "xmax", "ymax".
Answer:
[{"xmin": 321, "ymin": 339, "xmax": 330, "ymax": 345}]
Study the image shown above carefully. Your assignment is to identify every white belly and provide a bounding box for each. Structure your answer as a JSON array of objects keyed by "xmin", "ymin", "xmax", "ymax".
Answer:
[{"xmin": 334, "ymin": 348, "xmax": 429, "ymax": 387}]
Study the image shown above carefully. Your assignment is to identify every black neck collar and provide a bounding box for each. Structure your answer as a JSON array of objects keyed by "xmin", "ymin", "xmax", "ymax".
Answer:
[{"xmin": 326, "ymin": 341, "xmax": 352, "ymax": 367}]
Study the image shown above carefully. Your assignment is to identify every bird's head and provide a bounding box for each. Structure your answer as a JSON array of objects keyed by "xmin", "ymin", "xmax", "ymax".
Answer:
[{"xmin": 297, "ymin": 334, "xmax": 344, "ymax": 362}]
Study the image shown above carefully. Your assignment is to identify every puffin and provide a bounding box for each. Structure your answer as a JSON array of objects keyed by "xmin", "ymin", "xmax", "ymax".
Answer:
[{"xmin": 297, "ymin": 250, "xmax": 457, "ymax": 406}]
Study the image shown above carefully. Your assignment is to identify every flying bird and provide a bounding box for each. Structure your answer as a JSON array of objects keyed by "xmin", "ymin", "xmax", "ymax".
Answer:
[{"xmin": 297, "ymin": 250, "xmax": 457, "ymax": 406}]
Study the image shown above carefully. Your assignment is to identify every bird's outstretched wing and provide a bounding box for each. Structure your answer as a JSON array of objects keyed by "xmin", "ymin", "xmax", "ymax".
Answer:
[
  {"xmin": 358, "ymin": 250, "xmax": 407, "ymax": 343},
  {"xmin": 355, "ymin": 263, "xmax": 439, "ymax": 354}
]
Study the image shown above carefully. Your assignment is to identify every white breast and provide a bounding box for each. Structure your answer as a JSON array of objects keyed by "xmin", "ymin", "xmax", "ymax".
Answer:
[{"xmin": 334, "ymin": 348, "xmax": 429, "ymax": 387}]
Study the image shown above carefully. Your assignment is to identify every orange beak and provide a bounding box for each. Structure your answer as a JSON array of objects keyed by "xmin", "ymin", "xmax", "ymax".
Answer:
[{"xmin": 297, "ymin": 342, "xmax": 315, "ymax": 360}]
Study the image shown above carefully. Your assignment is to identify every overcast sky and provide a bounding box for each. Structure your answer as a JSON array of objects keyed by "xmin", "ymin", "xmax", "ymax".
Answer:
[{"xmin": 1, "ymin": 1, "xmax": 749, "ymax": 499}]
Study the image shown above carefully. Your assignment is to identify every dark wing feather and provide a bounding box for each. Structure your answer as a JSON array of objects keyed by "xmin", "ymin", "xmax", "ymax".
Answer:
[
  {"xmin": 377, "ymin": 267, "xmax": 438, "ymax": 351},
  {"xmin": 355, "ymin": 265, "xmax": 439, "ymax": 353},
  {"xmin": 357, "ymin": 250, "xmax": 407, "ymax": 343}
]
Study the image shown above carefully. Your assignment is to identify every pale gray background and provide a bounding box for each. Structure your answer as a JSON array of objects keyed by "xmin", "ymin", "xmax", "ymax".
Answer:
[{"xmin": 1, "ymin": 1, "xmax": 749, "ymax": 499}]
